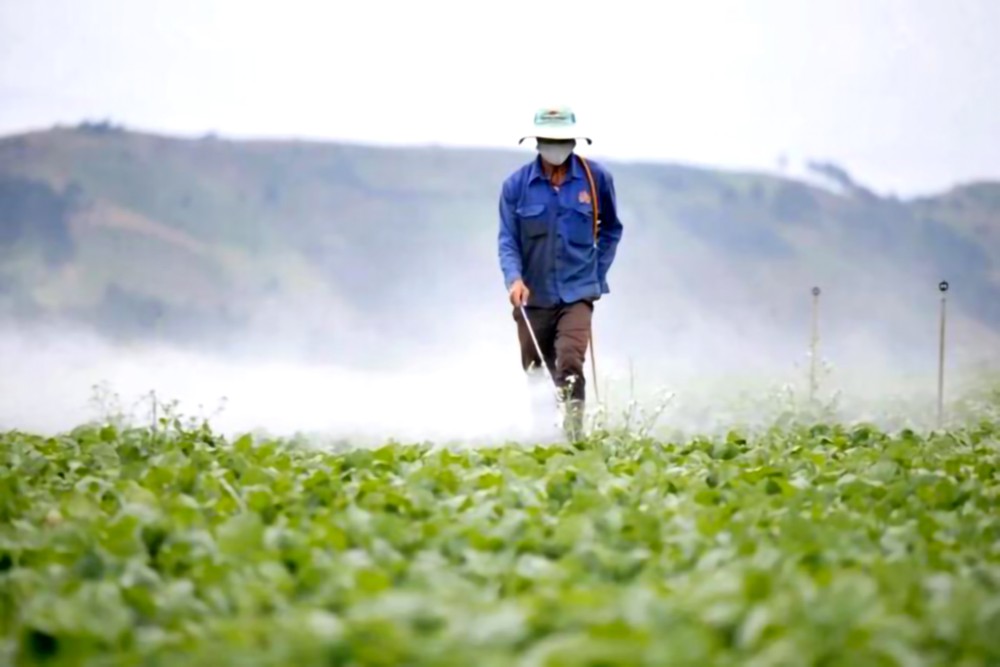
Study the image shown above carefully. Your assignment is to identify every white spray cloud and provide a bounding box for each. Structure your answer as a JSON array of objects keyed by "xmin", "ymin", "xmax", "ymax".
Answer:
[
  {"xmin": 2, "ymin": 303, "xmax": 996, "ymax": 448},
  {"xmin": 0, "ymin": 323, "xmax": 571, "ymax": 444}
]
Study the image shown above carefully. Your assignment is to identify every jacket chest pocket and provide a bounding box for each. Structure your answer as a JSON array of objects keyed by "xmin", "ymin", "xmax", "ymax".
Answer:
[
  {"xmin": 564, "ymin": 201, "xmax": 596, "ymax": 247},
  {"xmin": 517, "ymin": 203, "xmax": 549, "ymax": 240}
]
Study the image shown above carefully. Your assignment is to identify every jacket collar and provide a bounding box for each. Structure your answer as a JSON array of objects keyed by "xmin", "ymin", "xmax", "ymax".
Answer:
[{"xmin": 527, "ymin": 153, "xmax": 584, "ymax": 184}]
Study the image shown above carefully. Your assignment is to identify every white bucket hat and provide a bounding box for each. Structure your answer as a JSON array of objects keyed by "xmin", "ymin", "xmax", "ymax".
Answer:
[{"xmin": 518, "ymin": 106, "xmax": 593, "ymax": 145}]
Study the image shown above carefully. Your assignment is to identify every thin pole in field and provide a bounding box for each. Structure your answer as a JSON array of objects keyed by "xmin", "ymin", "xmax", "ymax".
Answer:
[
  {"xmin": 937, "ymin": 280, "xmax": 949, "ymax": 429},
  {"xmin": 810, "ymin": 286, "xmax": 821, "ymax": 402}
]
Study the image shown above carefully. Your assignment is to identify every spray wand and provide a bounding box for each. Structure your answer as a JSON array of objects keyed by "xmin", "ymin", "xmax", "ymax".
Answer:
[{"xmin": 520, "ymin": 304, "xmax": 556, "ymax": 388}]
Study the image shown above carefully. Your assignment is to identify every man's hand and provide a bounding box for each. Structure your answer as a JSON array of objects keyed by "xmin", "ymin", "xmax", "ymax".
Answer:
[{"xmin": 508, "ymin": 279, "xmax": 530, "ymax": 307}]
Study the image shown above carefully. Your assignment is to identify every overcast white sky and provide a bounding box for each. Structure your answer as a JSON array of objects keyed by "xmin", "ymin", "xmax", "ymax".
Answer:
[{"xmin": 1, "ymin": 0, "xmax": 998, "ymax": 196}]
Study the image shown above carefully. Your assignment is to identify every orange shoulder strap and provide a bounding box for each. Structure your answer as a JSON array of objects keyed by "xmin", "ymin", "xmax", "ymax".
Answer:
[{"xmin": 577, "ymin": 154, "xmax": 600, "ymax": 245}]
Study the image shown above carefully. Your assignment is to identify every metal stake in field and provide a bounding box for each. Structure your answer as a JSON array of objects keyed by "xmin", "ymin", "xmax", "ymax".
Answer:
[
  {"xmin": 810, "ymin": 286, "xmax": 821, "ymax": 402},
  {"xmin": 937, "ymin": 280, "xmax": 949, "ymax": 429}
]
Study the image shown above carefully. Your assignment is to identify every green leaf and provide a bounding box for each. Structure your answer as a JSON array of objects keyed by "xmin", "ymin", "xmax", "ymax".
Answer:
[{"xmin": 216, "ymin": 513, "xmax": 264, "ymax": 557}]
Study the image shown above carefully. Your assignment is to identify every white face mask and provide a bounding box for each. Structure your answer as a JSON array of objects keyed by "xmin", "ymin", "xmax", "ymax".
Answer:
[{"xmin": 537, "ymin": 140, "xmax": 575, "ymax": 166}]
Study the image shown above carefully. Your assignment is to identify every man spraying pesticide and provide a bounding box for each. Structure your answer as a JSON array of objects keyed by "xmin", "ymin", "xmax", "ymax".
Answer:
[{"xmin": 497, "ymin": 106, "xmax": 624, "ymax": 440}]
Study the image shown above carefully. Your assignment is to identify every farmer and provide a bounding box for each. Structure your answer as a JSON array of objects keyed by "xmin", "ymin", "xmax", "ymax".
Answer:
[{"xmin": 497, "ymin": 106, "xmax": 624, "ymax": 439}]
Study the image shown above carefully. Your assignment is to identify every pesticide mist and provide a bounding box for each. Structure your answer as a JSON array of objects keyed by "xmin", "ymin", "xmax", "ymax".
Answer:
[{"xmin": 2, "ymin": 286, "xmax": 994, "ymax": 445}]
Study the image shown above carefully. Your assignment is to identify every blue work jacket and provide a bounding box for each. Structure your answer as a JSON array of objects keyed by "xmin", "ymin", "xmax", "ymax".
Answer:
[{"xmin": 497, "ymin": 154, "xmax": 623, "ymax": 307}]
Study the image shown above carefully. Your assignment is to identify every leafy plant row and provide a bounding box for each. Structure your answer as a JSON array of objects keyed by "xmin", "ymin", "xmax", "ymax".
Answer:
[{"xmin": 1, "ymin": 415, "xmax": 999, "ymax": 666}]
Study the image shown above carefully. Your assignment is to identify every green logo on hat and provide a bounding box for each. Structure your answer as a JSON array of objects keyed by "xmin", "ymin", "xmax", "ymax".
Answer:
[{"xmin": 534, "ymin": 107, "xmax": 576, "ymax": 127}]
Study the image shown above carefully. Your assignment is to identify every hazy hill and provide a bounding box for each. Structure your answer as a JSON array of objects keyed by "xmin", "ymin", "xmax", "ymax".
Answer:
[{"xmin": 1, "ymin": 123, "xmax": 998, "ymax": 379}]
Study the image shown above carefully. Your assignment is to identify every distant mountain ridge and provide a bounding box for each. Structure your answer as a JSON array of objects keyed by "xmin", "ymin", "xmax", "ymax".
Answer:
[{"xmin": 1, "ymin": 123, "xmax": 998, "ymax": 373}]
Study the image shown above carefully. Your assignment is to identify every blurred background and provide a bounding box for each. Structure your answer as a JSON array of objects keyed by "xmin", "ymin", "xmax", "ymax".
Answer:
[{"xmin": 1, "ymin": 0, "xmax": 998, "ymax": 439}]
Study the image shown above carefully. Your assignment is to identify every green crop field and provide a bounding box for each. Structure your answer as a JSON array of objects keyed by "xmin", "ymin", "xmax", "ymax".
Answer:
[{"xmin": 2, "ymin": 387, "xmax": 1000, "ymax": 666}]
